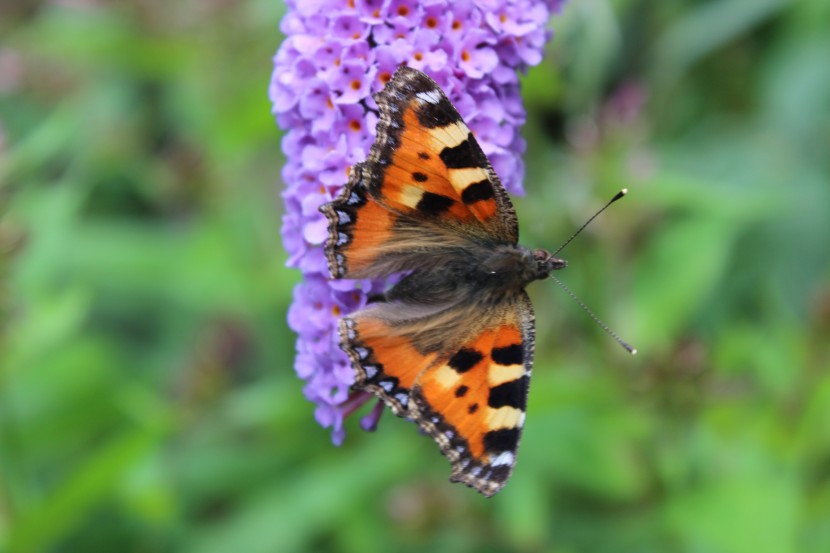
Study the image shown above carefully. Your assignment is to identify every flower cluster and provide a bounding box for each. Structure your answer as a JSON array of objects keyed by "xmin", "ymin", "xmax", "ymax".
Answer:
[{"xmin": 271, "ymin": 0, "xmax": 567, "ymax": 444}]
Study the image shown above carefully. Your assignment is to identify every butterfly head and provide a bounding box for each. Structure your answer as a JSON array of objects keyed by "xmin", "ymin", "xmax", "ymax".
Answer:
[{"xmin": 532, "ymin": 248, "xmax": 567, "ymax": 279}]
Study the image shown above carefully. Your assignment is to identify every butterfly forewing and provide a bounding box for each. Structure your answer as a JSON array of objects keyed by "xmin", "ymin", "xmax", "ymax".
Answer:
[
  {"xmin": 321, "ymin": 66, "xmax": 518, "ymax": 280},
  {"xmin": 339, "ymin": 311, "xmax": 439, "ymax": 416}
]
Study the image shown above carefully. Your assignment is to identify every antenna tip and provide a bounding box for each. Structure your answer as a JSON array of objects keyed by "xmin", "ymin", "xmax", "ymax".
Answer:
[
  {"xmin": 620, "ymin": 340, "xmax": 637, "ymax": 355},
  {"xmin": 610, "ymin": 189, "xmax": 628, "ymax": 203}
]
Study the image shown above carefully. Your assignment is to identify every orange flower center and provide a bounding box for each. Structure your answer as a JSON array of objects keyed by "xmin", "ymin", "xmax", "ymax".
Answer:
[
  {"xmin": 397, "ymin": 5, "xmax": 409, "ymax": 16},
  {"xmin": 461, "ymin": 50, "xmax": 471, "ymax": 62},
  {"xmin": 350, "ymin": 80, "xmax": 361, "ymax": 91},
  {"xmin": 349, "ymin": 120, "xmax": 361, "ymax": 131}
]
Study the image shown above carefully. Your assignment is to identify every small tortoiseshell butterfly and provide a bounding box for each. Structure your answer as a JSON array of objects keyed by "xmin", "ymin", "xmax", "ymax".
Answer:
[{"xmin": 320, "ymin": 66, "xmax": 572, "ymax": 497}]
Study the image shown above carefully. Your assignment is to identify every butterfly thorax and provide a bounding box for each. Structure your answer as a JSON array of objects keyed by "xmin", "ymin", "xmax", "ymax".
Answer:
[
  {"xmin": 478, "ymin": 245, "xmax": 567, "ymax": 290},
  {"xmin": 382, "ymin": 243, "xmax": 566, "ymax": 314}
]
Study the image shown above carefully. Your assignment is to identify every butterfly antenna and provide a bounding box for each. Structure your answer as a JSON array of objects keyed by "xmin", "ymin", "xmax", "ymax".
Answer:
[
  {"xmin": 552, "ymin": 189, "xmax": 628, "ymax": 257},
  {"xmin": 549, "ymin": 274, "xmax": 637, "ymax": 355}
]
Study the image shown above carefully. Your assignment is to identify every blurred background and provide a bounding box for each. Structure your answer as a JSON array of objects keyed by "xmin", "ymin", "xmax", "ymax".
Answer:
[{"xmin": 2, "ymin": 0, "xmax": 829, "ymax": 552}]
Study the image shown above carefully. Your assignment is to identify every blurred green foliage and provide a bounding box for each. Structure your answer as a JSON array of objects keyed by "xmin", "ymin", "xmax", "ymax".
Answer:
[{"xmin": 2, "ymin": 1, "xmax": 829, "ymax": 552}]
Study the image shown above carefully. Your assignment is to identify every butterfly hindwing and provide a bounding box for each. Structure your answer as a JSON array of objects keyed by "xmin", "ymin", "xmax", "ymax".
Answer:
[
  {"xmin": 321, "ymin": 66, "xmax": 518, "ymax": 279},
  {"xmin": 410, "ymin": 292, "xmax": 534, "ymax": 497},
  {"xmin": 338, "ymin": 310, "xmax": 439, "ymax": 416},
  {"xmin": 339, "ymin": 289, "xmax": 535, "ymax": 497}
]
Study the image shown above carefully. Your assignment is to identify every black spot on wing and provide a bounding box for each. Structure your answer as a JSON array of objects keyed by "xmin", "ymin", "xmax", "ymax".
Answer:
[
  {"xmin": 412, "ymin": 171, "xmax": 428, "ymax": 182},
  {"xmin": 488, "ymin": 465, "xmax": 511, "ymax": 483},
  {"xmin": 416, "ymin": 191, "xmax": 455, "ymax": 216},
  {"xmin": 488, "ymin": 375, "xmax": 528, "ymax": 409},
  {"xmin": 483, "ymin": 428, "xmax": 520, "ymax": 453},
  {"xmin": 418, "ymin": 152, "xmax": 430, "ymax": 160},
  {"xmin": 468, "ymin": 403, "xmax": 479, "ymax": 414},
  {"xmin": 448, "ymin": 348, "xmax": 483, "ymax": 373},
  {"xmin": 415, "ymin": 96, "xmax": 460, "ymax": 128},
  {"xmin": 439, "ymin": 134, "xmax": 487, "ymax": 169},
  {"xmin": 455, "ymin": 385, "xmax": 469, "ymax": 398},
  {"xmin": 492, "ymin": 344, "xmax": 523, "ymax": 366},
  {"xmin": 461, "ymin": 180, "xmax": 495, "ymax": 204}
]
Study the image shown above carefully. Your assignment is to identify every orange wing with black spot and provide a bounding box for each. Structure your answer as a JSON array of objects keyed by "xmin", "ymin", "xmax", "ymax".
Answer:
[
  {"xmin": 338, "ymin": 291, "xmax": 535, "ymax": 498},
  {"xmin": 321, "ymin": 66, "xmax": 518, "ymax": 279}
]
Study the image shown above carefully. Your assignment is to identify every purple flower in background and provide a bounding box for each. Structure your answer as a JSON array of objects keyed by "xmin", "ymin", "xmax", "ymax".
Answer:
[{"xmin": 271, "ymin": 0, "xmax": 568, "ymax": 445}]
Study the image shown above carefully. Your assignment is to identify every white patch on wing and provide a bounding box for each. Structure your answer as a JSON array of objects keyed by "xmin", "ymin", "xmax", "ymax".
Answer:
[
  {"xmin": 489, "ymin": 451, "xmax": 515, "ymax": 467},
  {"xmin": 432, "ymin": 364, "xmax": 461, "ymax": 389},
  {"xmin": 488, "ymin": 364, "xmax": 526, "ymax": 386},
  {"xmin": 397, "ymin": 184, "xmax": 425, "ymax": 209},
  {"xmin": 428, "ymin": 121, "xmax": 469, "ymax": 149},
  {"xmin": 416, "ymin": 90, "xmax": 442, "ymax": 105},
  {"xmin": 449, "ymin": 167, "xmax": 489, "ymax": 193},
  {"xmin": 485, "ymin": 406, "xmax": 524, "ymax": 430}
]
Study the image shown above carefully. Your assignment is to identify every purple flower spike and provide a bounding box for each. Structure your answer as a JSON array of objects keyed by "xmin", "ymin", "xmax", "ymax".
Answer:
[{"xmin": 271, "ymin": 0, "xmax": 568, "ymax": 444}]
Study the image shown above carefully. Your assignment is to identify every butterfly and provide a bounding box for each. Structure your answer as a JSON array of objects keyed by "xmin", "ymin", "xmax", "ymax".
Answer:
[{"xmin": 320, "ymin": 66, "xmax": 568, "ymax": 497}]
